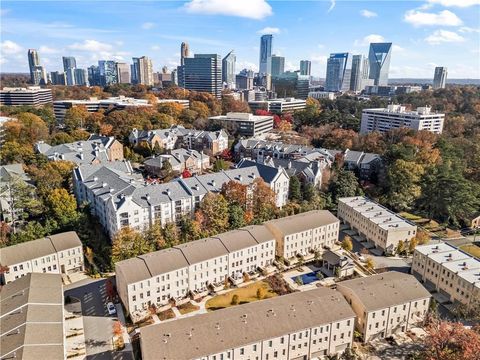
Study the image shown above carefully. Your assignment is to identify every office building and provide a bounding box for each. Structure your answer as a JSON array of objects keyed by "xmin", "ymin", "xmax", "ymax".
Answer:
[
  {"xmin": 350, "ymin": 55, "xmax": 370, "ymax": 92},
  {"xmin": 62, "ymin": 56, "xmax": 77, "ymax": 72},
  {"xmin": 132, "ymin": 56, "xmax": 154, "ymax": 86},
  {"xmin": 337, "ymin": 272, "xmax": 431, "ymax": 343},
  {"xmin": 0, "ymin": 231, "xmax": 84, "ymax": 284},
  {"xmin": 337, "ymin": 196, "xmax": 417, "ymax": 254},
  {"xmin": 411, "ymin": 243, "xmax": 480, "ymax": 306},
  {"xmin": 32, "ymin": 65, "xmax": 48, "ymax": 85},
  {"xmin": 222, "ymin": 50, "xmax": 236, "ymax": 89},
  {"xmin": 0, "ymin": 273, "xmax": 66, "ymax": 360},
  {"xmin": 259, "ymin": 34, "xmax": 273, "ymax": 75},
  {"xmin": 308, "ymin": 91, "xmax": 336, "ymax": 100},
  {"xmin": 271, "ymin": 55, "xmax": 285, "ymax": 76},
  {"xmin": 65, "ymin": 68, "xmax": 76, "ymax": 86},
  {"xmin": 88, "ymin": 65, "xmax": 101, "ymax": 86},
  {"xmin": 368, "ymin": 43, "xmax": 392, "ymax": 86},
  {"xmin": 0, "ymin": 86, "xmax": 53, "ymax": 106},
  {"xmin": 433, "ymin": 66, "xmax": 447, "ymax": 89},
  {"xmin": 50, "ymin": 71, "xmax": 66, "ymax": 85},
  {"xmin": 116, "ymin": 62, "xmax": 131, "ymax": 84},
  {"xmin": 209, "ymin": 112, "xmax": 274, "ymax": 136},
  {"xmin": 325, "ymin": 53, "xmax": 352, "ymax": 92},
  {"xmin": 236, "ymin": 68, "xmax": 255, "ymax": 90},
  {"xmin": 27, "ymin": 49, "xmax": 41, "ymax": 84},
  {"xmin": 360, "ymin": 104, "xmax": 445, "ymax": 134},
  {"xmin": 300, "ymin": 60, "xmax": 312, "ymax": 76},
  {"xmin": 180, "ymin": 41, "xmax": 190, "ymax": 66},
  {"xmin": 98, "ymin": 60, "xmax": 118, "ymax": 86},
  {"xmin": 183, "ymin": 54, "xmax": 222, "ymax": 98},
  {"xmin": 248, "ymin": 98, "xmax": 307, "ymax": 114},
  {"xmin": 140, "ymin": 287, "xmax": 355, "ymax": 360},
  {"xmin": 74, "ymin": 68, "xmax": 89, "ymax": 86}
]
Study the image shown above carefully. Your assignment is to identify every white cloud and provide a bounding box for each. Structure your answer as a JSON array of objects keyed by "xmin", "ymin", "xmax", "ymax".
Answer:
[
  {"xmin": 39, "ymin": 45, "xmax": 59, "ymax": 54},
  {"xmin": 392, "ymin": 44, "xmax": 406, "ymax": 53},
  {"xmin": 142, "ymin": 22, "xmax": 155, "ymax": 30},
  {"xmin": 68, "ymin": 39, "xmax": 113, "ymax": 52},
  {"xmin": 425, "ymin": 30, "xmax": 465, "ymax": 44},
  {"xmin": 459, "ymin": 26, "xmax": 480, "ymax": 33},
  {"xmin": 327, "ymin": 0, "xmax": 336, "ymax": 13},
  {"xmin": 257, "ymin": 27, "xmax": 280, "ymax": 35},
  {"xmin": 151, "ymin": 45, "xmax": 161, "ymax": 51},
  {"xmin": 360, "ymin": 9, "xmax": 377, "ymax": 18},
  {"xmin": 236, "ymin": 60, "xmax": 258, "ymax": 73},
  {"xmin": 354, "ymin": 34, "xmax": 385, "ymax": 46},
  {"xmin": 317, "ymin": 44, "xmax": 325, "ymax": 49},
  {"xmin": 404, "ymin": 10, "xmax": 462, "ymax": 27},
  {"xmin": 184, "ymin": 0, "xmax": 272, "ymax": 20},
  {"xmin": 427, "ymin": 0, "xmax": 480, "ymax": 7},
  {"xmin": 1, "ymin": 40, "xmax": 22, "ymax": 54}
]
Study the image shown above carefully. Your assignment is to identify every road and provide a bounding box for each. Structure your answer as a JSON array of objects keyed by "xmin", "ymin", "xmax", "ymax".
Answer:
[{"xmin": 65, "ymin": 277, "xmax": 133, "ymax": 360}]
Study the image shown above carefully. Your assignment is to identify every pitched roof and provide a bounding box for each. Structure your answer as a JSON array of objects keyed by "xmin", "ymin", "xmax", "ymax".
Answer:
[
  {"xmin": 213, "ymin": 229, "xmax": 259, "ymax": 252},
  {"xmin": 175, "ymin": 237, "xmax": 228, "ymax": 265},
  {"xmin": 266, "ymin": 210, "xmax": 339, "ymax": 237},
  {"xmin": 236, "ymin": 159, "xmax": 285, "ymax": 183},
  {"xmin": 240, "ymin": 225, "xmax": 275, "ymax": 244},
  {"xmin": 337, "ymin": 271, "xmax": 431, "ymax": 311},
  {"xmin": 140, "ymin": 287, "xmax": 355, "ymax": 360}
]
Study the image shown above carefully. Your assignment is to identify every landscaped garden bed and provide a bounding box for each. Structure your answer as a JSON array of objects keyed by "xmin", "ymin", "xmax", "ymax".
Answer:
[{"xmin": 177, "ymin": 301, "xmax": 200, "ymax": 315}]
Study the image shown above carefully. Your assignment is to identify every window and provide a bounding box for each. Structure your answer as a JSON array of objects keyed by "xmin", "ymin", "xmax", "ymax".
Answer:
[{"xmin": 240, "ymin": 348, "xmax": 244, "ymax": 355}]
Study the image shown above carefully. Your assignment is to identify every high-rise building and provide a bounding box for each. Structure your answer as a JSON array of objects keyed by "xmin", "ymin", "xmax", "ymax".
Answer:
[
  {"xmin": 32, "ymin": 66, "xmax": 48, "ymax": 86},
  {"xmin": 50, "ymin": 71, "xmax": 66, "ymax": 85},
  {"xmin": 236, "ymin": 69, "xmax": 255, "ymax": 90},
  {"xmin": 116, "ymin": 62, "xmax": 131, "ymax": 84},
  {"xmin": 183, "ymin": 54, "xmax": 222, "ymax": 98},
  {"xmin": 433, "ymin": 67, "xmax": 447, "ymax": 89},
  {"xmin": 27, "ymin": 49, "xmax": 41, "ymax": 85},
  {"xmin": 98, "ymin": 60, "xmax": 118, "ymax": 86},
  {"xmin": 259, "ymin": 34, "xmax": 273, "ymax": 75},
  {"xmin": 350, "ymin": 55, "xmax": 371, "ymax": 92},
  {"xmin": 222, "ymin": 50, "xmax": 236, "ymax": 89},
  {"xmin": 88, "ymin": 65, "xmax": 101, "ymax": 86},
  {"xmin": 300, "ymin": 60, "xmax": 311, "ymax": 76},
  {"xmin": 132, "ymin": 56, "xmax": 154, "ymax": 86},
  {"xmin": 74, "ymin": 68, "xmax": 89, "ymax": 86},
  {"xmin": 62, "ymin": 56, "xmax": 77, "ymax": 72},
  {"xmin": 325, "ymin": 53, "xmax": 352, "ymax": 92},
  {"xmin": 180, "ymin": 42, "xmax": 190, "ymax": 66},
  {"xmin": 65, "ymin": 68, "xmax": 76, "ymax": 86},
  {"xmin": 271, "ymin": 55, "xmax": 285, "ymax": 76},
  {"xmin": 368, "ymin": 43, "xmax": 392, "ymax": 86}
]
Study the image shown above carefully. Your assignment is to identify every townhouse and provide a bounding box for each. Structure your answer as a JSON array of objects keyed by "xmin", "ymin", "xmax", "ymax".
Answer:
[
  {"xmin": 144, "ymin": 148, "xmax": 210, "ymax": 176},
  {"xmin": 140, "ymin": 287, "xmax": 354, "ymax": 360},
  {"xmin": 411, "ymin": 242, "xmax": 480, "ymax": 306},
  {"xmin": 73, "ymin": 160, "xmax": 289, "ymax": 236},
  {"xmin": 337, "ymin": 197, "xmax": 417, "ymax": 254},
  {"xmin": 265, "ymin": 210, "xmax": 340, "ymax": 262},
  {"xmin": 36, "ymin": 134, "xmax": 124, "ymax": 165},
  {"xmin": 337, "ymin": 272, "xmax": 431, "ymax": 343},
  {"xmin": 0, "ymin": 232, "xmax": 84, "ymax": 284},
  {"xmin": 115, "ymin": 224, "xmax": 276, "ymax": 320}
]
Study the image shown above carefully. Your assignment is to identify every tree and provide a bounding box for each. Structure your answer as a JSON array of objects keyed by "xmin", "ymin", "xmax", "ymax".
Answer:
[
  {"xmin": 408, "ymin": 237, "xmax": 418, "ymax": 254},
  {"xmin": 221, "ymin": 180, "xmax": 247, "ymax": 209},
  {"xmin": 256, "ymin": 287, "xmax": 266, "ymax": 300},
  {"xmin": 157, "ymin": 102, "xmax": 184, "ymax": 118},
  {"xmin": 288, "ymin": 176, "xmax": 302, "ymax": 202},
  {"xmin": 251, "ymin": 178, "xmax": 277, "ymax": 222},
  {"xmin": 365, "ymin": 258, "xmax": 374, "ymax": 270},
  {"xmin": 162, "ymin": 222, "xmax": 180, "ymax": 247},
  {"xmin": 416, "ymin": 230, "xmax": 431, "ymax": 245},
  {"xmin": 111, "ymin": 227, "xmax": 155, "ymax": 263},
  {"xmin": 143, "ymin": 221, "xmax": 166, "ymax": 250},
  {"xmin": 329, "ymin": 169, "xmax": 362, "ymax": 204},
  {"xmin": 213, "ymin": 159, "xmax": 229, "ymax": 172},
  {"xmin": 196, "ymin": 193, "xmax": 229, "ymax": 235},
  {"xmin": 228, "ymin": 203, "xmax": 246, "ymax": 229},
  {"xmin": 0, "ymin": 141, "xmax": 35, "ymax": 165},
  {"xmin": 3, "ymin": 113, "xmax": 49, "ymax": 145},
  {"xmin": 341, "ymin": 236, "xmax": 353, "ymax": 252},
  {"xmin": 396, "ymin": 240, "xmax": 406, "ymax": 255},
  {"xmin": 179, "ymin": 216, "xmax": 202, "ymax": 243},
  {"xmin": 45, "ymin": 188, "xmax": 79, "ymax": 228},
  {"xmin": 231, "ymin": 294, "xmax": 239, "ymax": 305},
  {"xmin": 190, "ymin": 101, "xmax": 210, "ymax": 119},
  {"xmin": 64, "ymin": 105, "xmax": 90, "ymax": 132}
]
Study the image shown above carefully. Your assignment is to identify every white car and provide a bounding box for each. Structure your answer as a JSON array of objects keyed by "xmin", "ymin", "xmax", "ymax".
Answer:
[{"xmin": 107, "ymin": 302, "xmax": 117, "ymax": 315}]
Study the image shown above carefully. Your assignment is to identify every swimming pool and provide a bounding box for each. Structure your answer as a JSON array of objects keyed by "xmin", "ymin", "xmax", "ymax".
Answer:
[{"xmin": 291, "ymin": 271, "xmax": 324, "ymax": 285}]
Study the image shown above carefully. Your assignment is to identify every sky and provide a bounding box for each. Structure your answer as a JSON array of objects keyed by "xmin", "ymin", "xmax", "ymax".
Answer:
[{"xmin": 1, "ymin": 0, "xmax": 479, "ymax": 78}]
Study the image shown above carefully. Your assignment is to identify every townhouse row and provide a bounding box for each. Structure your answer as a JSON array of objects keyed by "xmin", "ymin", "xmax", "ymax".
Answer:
[
  {"xmin": 411, "ymin": 242, "xmax": 480, "ymax": 306},
  {"xmin": 73, "ymin": 160, "xmax": 290, "ymax": 237},
  {"xmin": 115, "ymin": 210, "xmax": 340, "ymax": 320},
  {"xmin": 0, "ymin": 231, "xmax": 84, "ymax": 284},
  {"xmin": 337, "ymin": 196, "xmax": 417, "ymax": 254},
  {"xmin": 139, "ymin": 272, "xmax": 430, "ymax": 360}
]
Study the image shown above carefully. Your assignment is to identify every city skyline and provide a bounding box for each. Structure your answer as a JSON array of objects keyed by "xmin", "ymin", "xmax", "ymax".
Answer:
[{"xmin": 1, "ymin": 1, "xmax": 479, "ymax": 79}]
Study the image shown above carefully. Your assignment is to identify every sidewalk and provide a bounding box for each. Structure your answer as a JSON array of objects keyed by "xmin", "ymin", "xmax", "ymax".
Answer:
[{"xmin": 115, "ymin": 303, "xmax": 134, "ymax": 355}]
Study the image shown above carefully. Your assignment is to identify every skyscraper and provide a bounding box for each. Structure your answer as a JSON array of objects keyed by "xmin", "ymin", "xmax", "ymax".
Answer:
[
  {"xmin": 65, "ymin": 68, "xmax": 76, "ymax": 86},
  {"xmin": 88, "ymin": 65, "xmax": 101, "ymax": 86},
  {"xmin": 259, "ymin": 34, "xmax": 273, "ymax": 75},
  {"xmin": 325, "ymin": 53, "xmax": 352, "ymax": 92},
  {"xmin": 116, "ymin": 62, "xmax": 131, "ymax": 84},
  {"xmin": 98, "ymin": 60, "xmax": 118, "ymax": 86},
  {"xmin": 350, "ymin": 55, "xmax": 368, "ymax": 92},
  {"xmin": 368, "ymin": 43, "xmax": 392, "ymax": 86},
  {"xmin": 32, "ymin": 66, "xmax": 48, "ymax": 86},
  {"xmin": 433, "ymin": 67, "xmax": 447, "ymax": 89},
  {"xmin": 271, "ymin": 55, "xmax": 285, "ymax": 76},
  {"xmin": 183, "ymin": 54, "xmax": 222, "ymax": 98},
  {"xmin": 62, "ymin": 56, "xmax": 77, "ymax": 72},
  {"xmin": 222, "ymin": 50, "xmax": 236, "ymax": 89},
  {"xmin": 132, "ymin": 56, "xmax": 154, "ymax": 86},
  {"xmin": 236, "ymin": 69, "xmax": 254, "ymax": 90},
  {"xmin": 300, "ymin": 60, "xmax": 311, "ymax": 76},
  {"xmin": 27, "ymin": 49, "xmax": 40, "ymax": 84},
  {"xmin": 74, "ymin": 68, "xmax": 89, "ymax": 86},
  {"xmin": 181, "ymin": 42, "xmax": 190, "ymax": 66}
]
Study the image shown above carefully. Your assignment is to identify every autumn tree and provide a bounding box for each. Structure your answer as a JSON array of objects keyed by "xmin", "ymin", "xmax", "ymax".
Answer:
[
  {"xmin": 2, "ymin": 113, "xmax": 49, "ymax": 145},
  {"xmin": 111, "ymin": 227, "xmax": 155, "ymax": 263},
  {"xmin": 196, "ymin": 193, "xmax": 229, "ymax": 235},
  {"xmin": 190, "ymin": 101, "xmax": 210, "ymax": 119},
  {"xmin": 221, "ymin": 180, "xmax": 247, "ymax": 209},
  {"xmin": 157, "ymin": 102, "xmax": 184, "ymax": 118},
  {"xmin": 162, "ymin": 222, "xmax": 180, "ymax": 247},
  {"xmin": 64, "ymin": 105, "xmax": 90, "ymax": 132},
  {"xmin": 45, "ymin": 188, "xmax": 79, "ymax": 227},
  {"xmin": 251, "ymin": 178, "xmax": 277, "ymax": 223},
  {"xmin": 341, "ymin": 236, "xmax": 353, "ymax": 252},
  {"xmin": 143, "ymin": 221, "xmax": 166, "ymax": 250}
]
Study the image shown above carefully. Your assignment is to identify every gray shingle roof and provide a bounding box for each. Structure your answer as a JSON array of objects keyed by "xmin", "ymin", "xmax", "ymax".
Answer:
[
  {"xmin": 175, "ymin": 237, "xmax": 229, "ymax": 265},
  {"xmin": 265, "ymin": 210, "xmax": 339, "ymax": 237}
]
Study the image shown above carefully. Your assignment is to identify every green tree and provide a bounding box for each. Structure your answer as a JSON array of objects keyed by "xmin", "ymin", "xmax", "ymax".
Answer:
[
  {"xmin": 329, "ymin": 169, "xmax": 362, "ymax": 204},
  {"xmin": 213, "ymin": 159, "xmax": 229, "ymax": 172},
  {"xmin": 179, "ymin": 216, "xmax": 202, "ymax": 243},
  {"xmin": 9, "ymin": 219, "xmax": 58, "ymax": 246},
  {"xmin": 396, "ymin": 240, "xmax": 406, "ymax": 255},
  {"xmin": 45, "ymin": 188, "xmax": 79, "ymax": 227},
  {"xmin": 384, "ymin": 159, "xmax": 424, "ymax": 211},
  {"xmin": 228, "ymin": 203, "xmax": 246, "ymax": 229},
  {"xmin": 289, "ymin": 176, "xmax": 302, "ymax": 202},
  {"xmin": 143, "ymin": 221, "xmax": 166, "ymax": 250},
  {"xmin": 162, "ymin": 222, "xmax": 180, "ymax": 247},
  {"xmin": 64, "ymin": 106, "xmax": 90, "ymax": 132},
  {"xmin": 111, "ymin": 227, "xmax": 155, "ymax": 263}
]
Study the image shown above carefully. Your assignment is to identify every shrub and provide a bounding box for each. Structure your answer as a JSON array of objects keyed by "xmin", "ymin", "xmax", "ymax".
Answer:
[{"xmin": 231, "ymin": 294, "xmax": 239, "ymax": 305}]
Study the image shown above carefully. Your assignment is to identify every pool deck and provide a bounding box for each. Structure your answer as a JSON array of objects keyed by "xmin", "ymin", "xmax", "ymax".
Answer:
[{"xmin": 282, "ymin": 264, "xmax": 335, "ymax": 291}]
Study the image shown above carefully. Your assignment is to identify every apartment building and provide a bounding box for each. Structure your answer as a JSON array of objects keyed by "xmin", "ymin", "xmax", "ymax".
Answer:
[
  {"xmin": 411, "ymin": 243, "xmax": 480, "ymax": 306},
  {"xmin": 53, "ymin": 96, "xmax": 151, "ymax": 122},
  {"xmin": 360, "ymin": 105, "xmax": 445, "ymax": 134},
  {"xmin": 73, "ymin": 160, "xmax": 289, "ymax": 236},
  {"xmin": 0, "ymin": 86, "xmax": 53, "ymax": 106},
  {"xmin": 140, "ymin": 287, "xmax": 355, "ymax": 360},
  {"xmin": 115, "ymin": 224, "xmax": 275, "ymax": 320},
  {"xmin": 265, "ymin": 210, "xmax": 340, "ymax": 261},
  {"xmin": 248, "ymin": 98, "xmax": 307, "ymax": 114},
  {"xmin": 36, "ymin": 134, "xmax": 124, "ymax": 165},
  {"xmin": 337, "ymin": 272, "xmax": 431, "ymax": 343},
  {"xmin": 0, "ymin": 273, "xmax": 66, "ymax": 360},
  {"xmin": 337, "ymin": 197, "xmax": 417, "ymax": 254},
  {"xmin": 209, "ymin": 112, "xmax": 274, "ymax": 137},
  {"xmin": 144, "ymin": 148, "xmax": 210, "ymax": 176},
  {"xmin": 0, "ymin": 232, "xmax": 84, "ymax": 284}
]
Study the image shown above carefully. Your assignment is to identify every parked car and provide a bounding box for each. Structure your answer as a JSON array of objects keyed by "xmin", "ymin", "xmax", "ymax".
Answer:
[{"xmin": 107, "ymin": 302, "xmax": 117, "ymax": 315}]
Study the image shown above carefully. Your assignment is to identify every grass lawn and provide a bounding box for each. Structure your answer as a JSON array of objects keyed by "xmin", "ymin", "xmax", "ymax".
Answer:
[
  {"xmin": 158, "ymin": 308, "xmax": 176, "ymax": 321},
  {"xmin": 177, "ymin": 301, "xmax": 200, "ymax": 315},
  {"xmin": 206, "ymin": 281, "xmax": 277, "ymax": 311},
  {"xmin": 398, "ymin": 212, "xmax": 422, "ymax": 221},
  {"xmin": 460, "ymin": 244, "xmax": 480, "ymax": 258}
]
